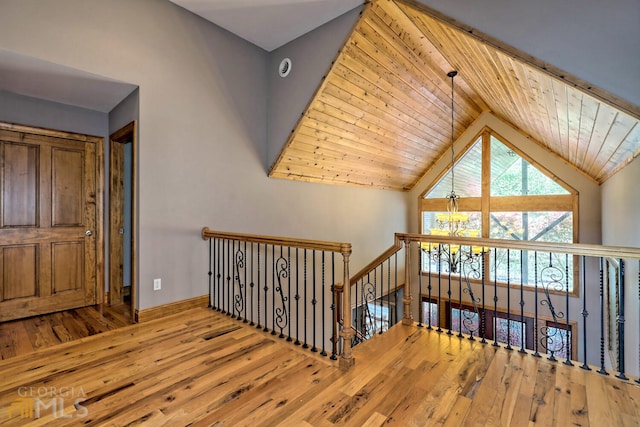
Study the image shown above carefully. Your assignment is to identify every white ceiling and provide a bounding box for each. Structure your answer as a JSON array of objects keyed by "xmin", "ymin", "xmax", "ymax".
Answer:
[{"xmin": 169, "ymin": 0, "xmax": 365, "ymax": 51}]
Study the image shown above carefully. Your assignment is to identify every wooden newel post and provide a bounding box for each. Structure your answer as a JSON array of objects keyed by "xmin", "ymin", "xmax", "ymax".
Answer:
[
  {"xmin": 339, "ymin": 243, "xmax": 355, "ymax": 368},
  {"xmin": 402, "ymin": 238, "xmax": 414, "ymax": 325}
]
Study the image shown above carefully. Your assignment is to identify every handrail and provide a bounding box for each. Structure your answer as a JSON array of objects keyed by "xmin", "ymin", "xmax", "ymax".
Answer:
[
  {"xmin": 394, "ymin": 232, "xmax": 640, "ymax": 259},
  {"xmin": 349, "ymin": 235, "xmax": 403, "ymax": 286},
  {"xmin": 202, "ymin": 227, "xmax": 352, "ymax": 254}
]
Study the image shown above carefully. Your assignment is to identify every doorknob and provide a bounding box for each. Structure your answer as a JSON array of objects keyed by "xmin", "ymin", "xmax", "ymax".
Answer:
[
  {"xmin": 119, "ymin": 228, "xmax": 125, "ymax": 235},
  {"xmin": 85, "ymin": 230, "xmax": 93, "ymax": 236}
]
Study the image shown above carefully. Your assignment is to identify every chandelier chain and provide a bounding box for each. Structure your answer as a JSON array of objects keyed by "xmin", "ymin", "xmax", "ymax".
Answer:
[{"xmin": 450, "ymin": 71, "xmax": 455, "ymax": 195}]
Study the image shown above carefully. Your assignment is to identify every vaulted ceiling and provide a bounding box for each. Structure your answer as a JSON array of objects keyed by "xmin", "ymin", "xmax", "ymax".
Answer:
[{"xmin": 269, "ymin": 0, "xmax": 640, "ymax": 190}]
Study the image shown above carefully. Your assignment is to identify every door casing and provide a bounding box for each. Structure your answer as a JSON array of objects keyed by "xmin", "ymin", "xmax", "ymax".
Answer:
[{"xmin": 109, "ymin": 121, "xmax": 137, "ymax": 320}]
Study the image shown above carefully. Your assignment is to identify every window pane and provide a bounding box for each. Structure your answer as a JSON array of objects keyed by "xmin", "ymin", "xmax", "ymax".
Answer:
[
  {"xmin": 421, "ymin": 301, "xmax": 439, "ymax": 327},
  {"xmin": 490, "ymin": 212, "xmax": 573, "ymax": 242},
  {"xmin": 491, "ymin": 136, "xmax": 568, "ymax": 196},
  {"xmin": 489, "ymin": 211, "xmax": 573, "ymax": 289},
  {"xmin": 494, "ymin": 318, "xmax": 525, "ymax": 347},
  {"xmin": 424, "ymin": 137, "xmax": 482, "ymax": 199}
]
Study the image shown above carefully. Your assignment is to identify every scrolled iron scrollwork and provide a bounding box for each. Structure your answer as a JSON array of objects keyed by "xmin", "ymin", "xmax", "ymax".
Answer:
[
  {"xmin": 234, "ymin": 248, "xmax": 245, "ymax": 318},
  {"xmin": 539, "ymin": 262, "xmax": 566, "ymax": 360},
  {"xmin": 460, "ymin": 250, "xmax": 483, "ymax": 339},
  {"xmin": 274, "ymin": 256, "xmax": 289, "ymax": 334},
  {"xmin": 361, "ymin": 281, "xmax": 377, "ymax": 339}
]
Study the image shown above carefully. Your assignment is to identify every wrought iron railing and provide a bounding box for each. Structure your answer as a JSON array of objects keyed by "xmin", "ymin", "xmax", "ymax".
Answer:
[
  {"xmin": 202, "ymin": 228, "xmax": 356, "ymax": 367},
  {"xmin": 348, "ymin": 232, "xmax": 640, "ymax": 380}
]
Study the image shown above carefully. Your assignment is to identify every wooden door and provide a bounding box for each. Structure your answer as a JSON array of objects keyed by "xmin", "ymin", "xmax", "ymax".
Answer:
[{"xmin": 0, "ymin": 127, "xmax": 99, "ymax": 321}]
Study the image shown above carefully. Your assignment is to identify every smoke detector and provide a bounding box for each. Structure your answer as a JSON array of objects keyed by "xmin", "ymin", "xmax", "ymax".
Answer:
[{"xmin": 279, "ymin": 58, "xmax": 292, "ymax": 77}]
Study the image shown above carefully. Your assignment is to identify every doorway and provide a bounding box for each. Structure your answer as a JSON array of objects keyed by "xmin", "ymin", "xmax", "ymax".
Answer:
[{"xmin": 109, "ymin": 122, "xmax": 136, "ymax": 320}]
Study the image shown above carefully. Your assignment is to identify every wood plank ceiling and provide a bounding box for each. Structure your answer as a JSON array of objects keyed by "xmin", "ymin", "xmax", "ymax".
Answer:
[{"xmin": 269, "ymin": 0, "xmax": 640, "ymax": 191}]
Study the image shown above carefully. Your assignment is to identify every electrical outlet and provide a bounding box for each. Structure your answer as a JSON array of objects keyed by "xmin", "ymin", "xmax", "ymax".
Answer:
[{"xmin": 153, "ymin": 278, "xmax": 161, "ymax": 291}]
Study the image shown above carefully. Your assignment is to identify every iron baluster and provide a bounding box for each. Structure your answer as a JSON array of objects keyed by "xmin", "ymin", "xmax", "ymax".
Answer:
[
  {"xmin": 321, "ymin": 251, "xmax": 327, "ymax": 356},
  {"xmin": 539, "ymin": 254, "xmax": 566, "ymax": 362},
  {"xmin": 533, "ymin": 252, "xmax": 540, "ymax": 357},
  {"xmin": 418, "ymin": 249, "xmax": 423, "ymax": 328},
  {"xmin": 458, "ymin": 263, "xmax": 463, "ymax": 338},
  {"xmin": 256, "ymin": 243, "xmax": 262, "ymax": 329},
  {"xmin": 616, "ymin": 259, "xmax": 628, "ymax": 380},
  {"xmin": 223, "ymin": 239, "xmax": 228, "ymax": 315},
  {"xmin": 597, "ymin": 257, "xmax": 608, "ymax": 375},
  {"xmin": 274, "ymin": 246, "xmax": 289, "ymax": 338},
  {"xmin": 506, "ymin": 249, "xmax": 512, "ymax": 350},
  {"xmin": 263, "ymin": 243, "xmax": 269, "ymax": 332},
  {"xmin": 493, "ymin": 250, "xmax": 499, "ymax": 347},
  {"xmin": 519, "ymin": 249, "xmax": 526, "ymax": 353},
  {"xmin": 580, "ymin": 256, "xmax": 590, "ymax": 370},
  {"xmin": 216, "ymin": 238, "xmax": 222, "ymax": 311},
  {"xmin": 461, "ymin": 248, "xmax": 482, "ymax": 341},
  {"xmin": 287, "ymin": 247, "xmax": 292, "ymax": 342},
  {"xmin": 362, "ymin": 273, "xmax": 376, "ymax": 339},
  {"xmin": 480, "ymin": 248, "xmax": 487, "ymax": 344},
  {"xmin": 447, "ymin": 250, "xmax": 453, "ymax": 336},
  {"xmin": 427, "ymin": 244, "xmax": 433, "ymax": 330},
  {"xmin": 311, "ymin": 250, "xmax": 318, "ymax": 351},
  {"xmin": 394, "ymin": 252, "xmax": 398, "ymax": 327},
  {"xmin": 331, "ymin": 253, "xmax": 338, "ymax": 360},
  {"xmin": 208, "ymin": 238, "xmax": 212, "ymax": 308},
  {"xmin": 233, "ymin": 241, "xmax": 245, "ymax": 319},
  {"xmin": 295, "ymin": 248, "xmax": 301, "ymax": 345},
  {"xmin": 243, "ymin": 241, "xmax": 248, "ymax": 323},
  {"xmin": 249, "ymin": 242, "xmax": 255, "ymax": 326},
  {"xmin": 303, "ymin": 249, "xmax": 308, "ymax": 348},
  {"xmin": 271, "ymin": 245, "xmax": 276, "ymax": 335},
  {"xmin": 564, "ymin": 253, "xmax": 573, "ymax": 366},
  {"xmin": 437, "ymin": 246, "xmax": 442, "ymax": 333},
  {"xmin": 387, "ymin": 257, "xmax": 391, "ymax": 331}
]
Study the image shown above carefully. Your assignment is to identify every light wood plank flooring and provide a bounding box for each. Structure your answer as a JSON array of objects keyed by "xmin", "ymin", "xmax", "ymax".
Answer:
[
  {"xmin": 0, "ymin": 307, "xmax": 639, "ymax": 426},
  {"xmin": 0, "ymin": 304, "xmax": 132, "ymax": 360}
]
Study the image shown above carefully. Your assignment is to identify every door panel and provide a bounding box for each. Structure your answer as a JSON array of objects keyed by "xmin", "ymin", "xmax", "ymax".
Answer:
[
  {"xmin": 2, "ymin": 245, "xmax": 38, "ymax": 300},
  {"xmin": 0, "ymin": 129, "xmax": 98, "ymax": 321},
  {"xmin": 2, "ymin": 143, "xmax": 38, "ymax": 227},
  {"xmin": 52, "ymin": 148, "xmax": 84, "ymax": 227},
  {"xmin": 52, "ymin": 242, "xmax": 84, "ymax": 293}
]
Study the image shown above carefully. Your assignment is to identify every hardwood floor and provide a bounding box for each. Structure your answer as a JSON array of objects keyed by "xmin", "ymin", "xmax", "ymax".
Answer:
[
  {"xmin": 0, "ymin": 307, "xmax": 639, "ymax": 426},
  {"xmin": 0, "ymin": 303, "xmax": 132, "ymax": 360}
]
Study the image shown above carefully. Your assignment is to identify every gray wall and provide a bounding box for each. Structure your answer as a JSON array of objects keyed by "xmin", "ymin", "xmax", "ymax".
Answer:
[
  {"xmin": 267, "ymin": 6, "xmax": 362, "ymax": 169},
  {"xmin": 0, "ymin": 0, "xmax": 407, "ymax": 310},
  {"xmin": 0, "ymin": 90, "xmax": 108, "ymax": 137}
]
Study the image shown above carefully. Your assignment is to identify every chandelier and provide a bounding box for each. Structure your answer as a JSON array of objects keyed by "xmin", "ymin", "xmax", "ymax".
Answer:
[{"xmin": 424, "ymin": 71, "xmax": 483, "ymax": 274}]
